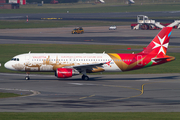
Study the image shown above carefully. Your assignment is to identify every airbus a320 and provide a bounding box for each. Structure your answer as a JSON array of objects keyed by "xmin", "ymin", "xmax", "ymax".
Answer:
[{"xmin": 5, "ymin": 27, "xmax": 175, "ymax": 80}]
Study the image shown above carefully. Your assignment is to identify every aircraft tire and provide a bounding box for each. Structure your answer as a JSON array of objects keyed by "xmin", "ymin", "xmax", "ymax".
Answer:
[
  {"xmin": 82, "ymin": 75, "xmax": 89, "ymax": 80},
  {"xmin": 25, "ymin": 76, "xmax": 30, "ymax": 80}
]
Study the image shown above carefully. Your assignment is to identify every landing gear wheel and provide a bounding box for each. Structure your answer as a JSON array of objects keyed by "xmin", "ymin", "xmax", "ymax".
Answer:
[
  {"xmin": 82, "ymin": 75, "xmax": 89, "ymax": 80},
  {"xmin": 25, "ymin": 76, "xmax": 30, "ymax": 80}
]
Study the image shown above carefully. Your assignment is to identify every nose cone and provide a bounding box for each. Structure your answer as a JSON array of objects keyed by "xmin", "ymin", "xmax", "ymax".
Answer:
[{"xmin": 4, "ymin": 61, "xmax": 14, "ymax": 70}]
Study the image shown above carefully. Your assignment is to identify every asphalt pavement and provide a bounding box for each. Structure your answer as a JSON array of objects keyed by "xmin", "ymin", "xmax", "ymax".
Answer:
[
  {"xmin": 0, "ymin": 11, "xmax": 179, "ymax": 22},
  {"xmin": 0, "ymin": 73, "xmax": 180, "ymax": 112}
]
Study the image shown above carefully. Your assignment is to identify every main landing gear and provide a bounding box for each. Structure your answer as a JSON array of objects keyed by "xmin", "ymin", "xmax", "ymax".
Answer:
[
  {"xmin": 24, "ymin": 71, "xmax": 89, "ymax": 80},
  {"xmin": 25, "ymin": 72, "xmax": 30, "ymax": 80},
  {"xmin": 81, "ymin": 69, "xmax": 89, "ymax": 80},
  {"xmin": 82, "ymin": 75, "xmax": 89, "ymax": 80}
]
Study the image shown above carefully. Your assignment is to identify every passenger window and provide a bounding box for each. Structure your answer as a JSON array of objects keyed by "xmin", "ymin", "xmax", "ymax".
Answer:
[{"xmin": 11, "ymin": 58, "xmax": 16, "ymax": 61}]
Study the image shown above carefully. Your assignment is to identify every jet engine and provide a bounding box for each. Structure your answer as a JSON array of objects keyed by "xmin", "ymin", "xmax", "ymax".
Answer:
[{"xmin": 55, "ymin": 68, "xmax": 79, "ymax": 78}]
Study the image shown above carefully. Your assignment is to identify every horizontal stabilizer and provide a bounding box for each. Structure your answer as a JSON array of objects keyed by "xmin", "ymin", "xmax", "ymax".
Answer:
[{"xmin": 152, "ymin": 56, "xmax": 175, "ymax": 62}]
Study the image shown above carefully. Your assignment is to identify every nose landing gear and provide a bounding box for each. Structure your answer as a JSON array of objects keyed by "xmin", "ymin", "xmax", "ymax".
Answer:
[{"xmin": 25, "ymin": 72, "xmax": 30, "ymax": 80}]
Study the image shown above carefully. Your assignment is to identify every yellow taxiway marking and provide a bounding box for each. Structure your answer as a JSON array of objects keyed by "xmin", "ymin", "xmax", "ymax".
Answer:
[
  {"xmin": 104, "ymin": 80, "xmax": 174, "ymax": 102},
  {"xmin": 78, "ymin": 80, "xmax": 176, "ymax": 102},
  {"xmin": 41, "ymin": 18, "xmax": 63, "ymax": 20},
  {"xmin": 102, "ymin": 84, "xmax": 143, "ymax": 101},
  {"xmin": 79, "ymin": 94, "xmax": 95, "ymax": 100}
]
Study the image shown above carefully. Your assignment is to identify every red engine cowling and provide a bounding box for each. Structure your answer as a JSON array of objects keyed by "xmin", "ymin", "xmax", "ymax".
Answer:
[{"xmin": 55, "ymin": 68, "xmax": 79, "ymax": 78}]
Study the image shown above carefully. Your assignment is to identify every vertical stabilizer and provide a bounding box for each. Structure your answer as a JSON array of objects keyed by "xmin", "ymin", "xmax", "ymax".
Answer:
[{"xmin": 141, "ymin": 27, "xmax": 172, "ymax": 57}]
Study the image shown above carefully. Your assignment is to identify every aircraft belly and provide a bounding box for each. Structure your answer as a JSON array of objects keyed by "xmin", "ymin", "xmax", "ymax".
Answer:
[{"xmin": 104, "ymin": 64, "xmax": 122, "ymax": 72}]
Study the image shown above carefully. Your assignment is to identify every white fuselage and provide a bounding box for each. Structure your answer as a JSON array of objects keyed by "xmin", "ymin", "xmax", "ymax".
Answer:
[{"xmin": 5, "ymin": 53, "xmax": 121, "ymax": 72}]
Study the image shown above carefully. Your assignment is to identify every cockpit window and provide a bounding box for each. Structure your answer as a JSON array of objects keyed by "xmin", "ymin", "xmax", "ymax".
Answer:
[{"xmin": 11, "ymin": 58, "xmax": 19, "ymax": 61}]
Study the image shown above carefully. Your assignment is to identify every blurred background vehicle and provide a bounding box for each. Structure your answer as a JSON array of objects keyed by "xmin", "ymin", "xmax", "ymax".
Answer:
[
  {"xmin": 109, "ymin": 25, "xmax": 117, "ymax": 30},
  {"xmin": 71, "ymin": 27, "xmax": 84, "ymax": 34}
]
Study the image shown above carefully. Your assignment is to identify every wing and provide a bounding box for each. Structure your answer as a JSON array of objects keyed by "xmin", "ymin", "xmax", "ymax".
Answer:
[{"xmin": 65, "ymin": 62, "xmax": 107, "ymax": 72}]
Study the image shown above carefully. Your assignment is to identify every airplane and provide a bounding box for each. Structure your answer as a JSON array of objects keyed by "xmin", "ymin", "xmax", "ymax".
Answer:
[
  {"xmin": 128, "ymin": 0, "xmax": 135, "ymax": 5},
  {"xmin": 97, "ymin": 0, "xmax": 134, "ymax": 4},
  {"xmin": 99, "ymin": 0, "xmax": 105, "ymax": 3},
  {"xmin": 4, "ymin": 27, "xmax": 175, "ymax": 80}
]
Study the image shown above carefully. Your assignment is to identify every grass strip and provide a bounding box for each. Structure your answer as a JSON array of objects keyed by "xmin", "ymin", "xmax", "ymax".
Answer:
[
  {"xmin": 0, "ymin": 92, "xmax": 22, "ymax": 98},
  {"xmin": 0, "ymin": 20, "xmax": 130, "ymax": 29},
  {"xmin": 0, "ymin": 112, "xmax": 180, "ymax": 120},
  {"xmin": 1, "ymin": 3, "xmax": 180, "ymax": 14}
]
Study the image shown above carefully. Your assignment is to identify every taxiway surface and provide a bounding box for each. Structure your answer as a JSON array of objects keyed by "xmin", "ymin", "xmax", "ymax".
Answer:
[
  {"xmin": 0, "ymin": 11, "xmax": 180, "ymax": 22},
  {"xmin": 0, "ymin": 26, "xmax": 180, "ymax": 47},
  {"xmin": 0, "ymin": 73, "xmax": 180, "ymax": 112},
  {"xmin": 0, "ymin": 12, "xmax": 180, "ymax": 112}
]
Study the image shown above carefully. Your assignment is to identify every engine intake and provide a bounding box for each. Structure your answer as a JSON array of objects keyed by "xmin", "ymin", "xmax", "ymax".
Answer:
[{"xmin": 55, "ymin": 68, "xmax": 79, "ymax": 78}]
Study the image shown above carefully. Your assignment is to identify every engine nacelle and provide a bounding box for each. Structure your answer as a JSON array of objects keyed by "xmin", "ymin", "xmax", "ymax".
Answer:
[{"xmin": 55, "ymin": 68, "xmax": 79, "ymax": 78}]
